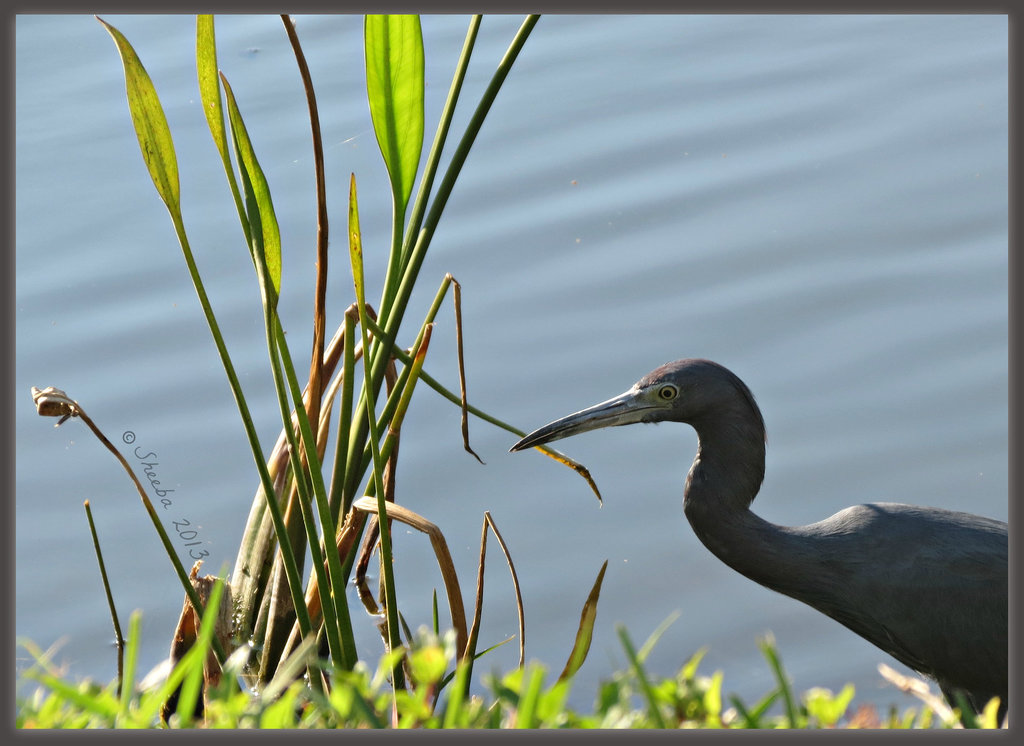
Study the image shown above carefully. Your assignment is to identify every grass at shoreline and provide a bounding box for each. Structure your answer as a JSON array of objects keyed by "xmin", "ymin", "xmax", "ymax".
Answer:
[{"xmin": 17, "ymin": 625, "xmax": 998, "ymax": 730}]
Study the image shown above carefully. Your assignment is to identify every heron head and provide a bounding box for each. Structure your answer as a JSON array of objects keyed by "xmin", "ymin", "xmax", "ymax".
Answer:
[{"xmin": 510, "ymin": 358, "xmax": 764, "ymax": 452}]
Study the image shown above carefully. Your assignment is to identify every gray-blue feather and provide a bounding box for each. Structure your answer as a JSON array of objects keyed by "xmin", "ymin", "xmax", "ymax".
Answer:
[{"xmin": 512, "ymin": 358, "xmax": 1007, "ymax": 720}]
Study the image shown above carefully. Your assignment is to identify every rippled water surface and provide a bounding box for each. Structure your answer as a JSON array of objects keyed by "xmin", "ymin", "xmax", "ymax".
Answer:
[{"xmin": 16, "ymin": 14, "xmax": 1007, "ymax": 714}]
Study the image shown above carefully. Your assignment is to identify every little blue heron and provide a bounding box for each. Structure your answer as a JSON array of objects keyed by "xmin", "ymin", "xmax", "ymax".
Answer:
[{"xmin": 510, "ymin": 358, "xmax": 1007, "ymax": 720}]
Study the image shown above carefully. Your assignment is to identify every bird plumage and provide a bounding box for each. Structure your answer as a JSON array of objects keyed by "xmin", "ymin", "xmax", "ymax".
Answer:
[{"xmin": 511, "ymin": 358, "xmax": 1007, "ymax": 721}]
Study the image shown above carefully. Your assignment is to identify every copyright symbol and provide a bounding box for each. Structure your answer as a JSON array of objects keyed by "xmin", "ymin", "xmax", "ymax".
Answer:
[{"xmin": 122, "ymin": 431, "xmax": 136, "ymax": 444}]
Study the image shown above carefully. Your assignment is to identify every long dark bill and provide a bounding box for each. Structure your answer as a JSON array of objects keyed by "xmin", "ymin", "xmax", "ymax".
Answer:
[{"xmin": 509, "ymin": 388, "xmax": 654, "ymax": 452}]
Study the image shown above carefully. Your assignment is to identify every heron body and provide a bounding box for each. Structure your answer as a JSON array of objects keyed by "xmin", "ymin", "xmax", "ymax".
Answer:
[{"xmin": 510, "ymin": 358, "xmax": 1007, "ymax": 719}]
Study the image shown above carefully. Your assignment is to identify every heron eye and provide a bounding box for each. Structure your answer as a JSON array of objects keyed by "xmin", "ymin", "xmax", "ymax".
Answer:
[{"xmin": 657, "ymin": 384, "xmax": 678, "ymax": 401}]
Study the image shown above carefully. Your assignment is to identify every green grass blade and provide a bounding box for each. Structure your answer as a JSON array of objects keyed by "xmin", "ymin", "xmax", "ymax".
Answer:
[
  {"xmin": 616, "ymin": 624, "xmax": 667, "ymax": 729},
  {"xmin": 327, "ymin": 307, "xmax": 359, "ymax": 520},
  {"xmin": 637, "ymin": 611, "xmax": 681, "ymax": 664},
  {"xmin": 83, "ymin": 500, "xmax": 124, "ymax": 693},
  {"xmin": 728, "ymin": 693, "xmax": 758, "ymax": 728},
  {"xmin": 195, "ymin": 16, "xmax": 226, "ymax": 159},
  {"xmin": 261, "ymin": 634, "xmax": 319, "ymax": 703},
  {"xmin": 136, "ymin": 646, "xmax": 203, "ymax": 725},
  {"xmin": 220, "ymin": 73, "xmax": 282, "ymax": 303},
  {"xmin": 97, "ymin": 17, "xmax": 180, "ymax": 216},
  {"xmin": 174, "ymin": 576, "xmax": 227, "ymax": 726},
  {"xmin": 25, "ymin": 672, "xmax": 120, "ymax": 724},
  {"xmin": 196, "ymin": 15, "xmax": 250, "ymax": 244},
  {"xmin": 254, "ymin": 326, "xmax": 325, "ymax": 685},
  {"xmin": 117, "ymin": 611, "xmax": 143, "ymax": 723},
  {"xmin": 348, "ymin": 173, "xmax": 403, "ymax": 690},
  {"xmin": 272, "ymin": 319, "xmax": 357, "ymax": 670},
  {"xmin": 442, "ymin": 661, "xmax": 471, "ymax": 728},
  {"xmin": 515, "ymin": 665, "xmax": 546, "ymax": 728},
  {"xmin": 742, "ymin": 689, "xmax": 781, "ymax": 725},
  {"xmin": 758, "ymin": 635, "xmax": 801, "ymax": 728},
  {"xmin": 19, "ymin": 639, "xmax": 121, "ymax": 722}
]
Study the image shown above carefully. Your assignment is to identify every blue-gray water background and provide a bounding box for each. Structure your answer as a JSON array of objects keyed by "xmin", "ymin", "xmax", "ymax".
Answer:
[{"xmin": 16, "ymin": 14, "xmax": 1007, "ymax": 714}]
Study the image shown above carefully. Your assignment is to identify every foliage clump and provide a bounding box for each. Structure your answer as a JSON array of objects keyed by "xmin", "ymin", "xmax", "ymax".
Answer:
[{"xmin": 18, "ymin": 623, "xmax": 997, "ymax": 729}]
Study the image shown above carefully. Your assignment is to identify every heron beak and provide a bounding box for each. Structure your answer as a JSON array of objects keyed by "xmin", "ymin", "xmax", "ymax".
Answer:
[{"xmin": 509, "ymin": 388, "xmax": 654, "ymax": 452}]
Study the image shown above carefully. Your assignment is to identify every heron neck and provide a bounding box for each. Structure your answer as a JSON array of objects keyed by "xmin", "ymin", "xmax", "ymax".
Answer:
[
  {"xmin": 681, "ymin": 416, "xmax": 807, "ymax": 591},
  {"xmin": 684, "ymin": 413, "xmax": 766, "ymax": 512}
]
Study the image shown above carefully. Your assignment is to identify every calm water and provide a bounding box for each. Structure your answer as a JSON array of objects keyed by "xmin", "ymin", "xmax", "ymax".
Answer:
[{"xmin": 16, "ymin": 14, "xmax": 1007, "ymax": 715}]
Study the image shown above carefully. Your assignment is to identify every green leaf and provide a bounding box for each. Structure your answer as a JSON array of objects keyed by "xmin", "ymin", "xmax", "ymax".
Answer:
[
  {"xmin": 348, "ymin": 173, "xmax": 366, "ymax": 307},
  {"xmin": 637, "ymin": 611, "xmax": 681, "ymax": 664},
  {"xmin": 977, "ymin": 696, "xmax": 1003, "ymax": 729},
  {"xmin": 117, "ymin": 611, "xmax": 143, "ymax": 722},
  {"xmin": 703, "ymin": 671, "xmax": 724, "ymax": 726},
  {"xmin": 515, "ymin": 665, "xmax": 547, "ymax": 729},
  {"xmin": 679, "ymin": 646, "xmax": 707, "ymax": 682},
  {"xmin": 196, "ymin": 16, "xmax": 227, "ymax": 162},
  {"xmin": 408, "ymin": 642, "xmax": 448, "ymax": 687},
  {"xmin": 220, "ymin": 72, "xmax": 282, "ymax": 302},
  {"xmin": 196, "ymin": 15, "xmax": 250, "ymax": 245},
  {"xmin": 365, "ymin": 14, "xmax": 424, "ymax": 218},
  {"xmin": 97, "ymin": 17, "xmax": 180, "ymax": 215},
  {"xmin": 616, "ymin": 623, "xmax": 667, "ymax": 729},
  {"xmin": 758, "ymin": 634, "xmax": 801, "ymax": 728},
  {"xmin": 803, "ymin": 684, "xmax": 855, "ymax": 728}
]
